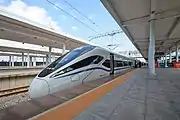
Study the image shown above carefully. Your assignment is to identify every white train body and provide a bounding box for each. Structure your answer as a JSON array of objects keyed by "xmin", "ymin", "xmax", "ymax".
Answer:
[{"xmin": 28, "ymin": 45, "xmax": 135, "ymax": 98}]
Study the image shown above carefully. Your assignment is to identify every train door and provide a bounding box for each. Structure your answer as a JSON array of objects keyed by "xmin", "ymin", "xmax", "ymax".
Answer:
[
  {"xmin": 70, "ymin": 71, "xmax": 82, "ymax": 86},
  {"xmin": 134, "ymin": 60, "xmax": 137, "ymax": 68},
  {"xmin": 110, "ymin": 53, "xmax": 114, "ymax": 75},
  {"xmin": 79, "ymin": 65, "xmax": 93, "ymax": 83},
  {"xmin": 70, "ymin": 74, "xmax": 80, "ymax": 82},
  {"xmin": 70, "ymin": 56, "xmax": 97, "ymax": 85}
]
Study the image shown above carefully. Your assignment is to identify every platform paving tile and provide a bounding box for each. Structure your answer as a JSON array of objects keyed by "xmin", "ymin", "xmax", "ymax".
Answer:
[
  {"xmin": 85, "ymin": 92, "xmax": 124, "ymax": 119},
  {"xmin": 147, "ymin": 85, "xmax": 165, "ymax": 95},
  {"xmin": 167, "ymin": 94, "xmax": 180, "ymax": 104},
  {"xmin": 146, "ymin": 97, "xmax": 180, "ymax": 120},
  {"xmin": 110, "ymin": 113, "xmax": 144, "ymax": 120},
  {"xmin": 134, "ymin": 81, "xmax": 146, "ymax": 88},
  {"xmin": 146, "ymin": 98, "xmax": 174, "ymax": 115},
  {"xmin": 173, "ymin": 81, "xmax": 180, "ymax": 88},
  {"xmin": 129, "ymin": 84, "xmax": 146, "ymax": 93},
  {"xmin": 106, "ymin": 85, "xmax": 129, "ymax": 97},
  {"xmin": 147, "ymin": 93, "xmax": 167, "ymax": 101},
  {"xmin": 120, "ymin": 99, "xmax": 145, "ymax": 114},
  {"xmin": 109, "ymin": 99, "xmax": 145, "ymax": 120},
  {"xmin": 145, "ymin": 115, "xmax": 159, "ymax": 120},
  {"xmin": 176, "ymin": 112, "xmax": 180, "ymax": 119},
  {"xmin": 125, "ymin": 92, "xmax": 145, "ymax": 103},
  {"xmin": 73, "ymin": 111, "xmax": 105, "ymax": 120},
  {"xmin": 171, "ymin": 102, "xmax": 180, "ymax": 113},
  {"xmin": 160, "ymin": 86, "xmax": 180, "ymax": 93},
  {"xmin": 146, "ymin": 109, "xmax": 179, "ymax": 120}
]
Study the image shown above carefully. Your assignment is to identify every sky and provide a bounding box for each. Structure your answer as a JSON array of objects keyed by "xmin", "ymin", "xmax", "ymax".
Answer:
[{"xmin": 0, "ymin": 0, "xmax": 141, "ymax": 61}]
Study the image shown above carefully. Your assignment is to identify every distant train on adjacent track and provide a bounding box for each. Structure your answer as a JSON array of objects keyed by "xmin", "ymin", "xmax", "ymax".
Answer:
[{"xmin": 28, "ymin": 45, "xmax": 141, "ymax": 98}]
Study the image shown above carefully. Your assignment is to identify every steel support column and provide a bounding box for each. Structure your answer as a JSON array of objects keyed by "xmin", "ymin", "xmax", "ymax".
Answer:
[
  {"xmin": 11, "ymin": 56, "xmax": 14, "ymax": 67},
  {"xmin": 169, "ymin": 49, "xmax": 172, "ymax": 63},
  {"xmin": 162, "ymin": 56, "xmax": 164, "ymax": 64},
  {"xmin": 62, "ymin": 44, "xmax": 66, "ymax": 55},
  {"xmin": 52, "ymin": 55, "xmax": 55, "ymax": 62},
  {"xmin": 30, "ymin": 56, "xmax": 33, "ymax": 67},
  {"xmin": 27, "ymin": 53, "xmax": 30, "ymax": 68},
  {"xmin": 42, "ymin": 56, "xmax": 45, "ymax": 66},
  {"xmin": 176, "ymin": 44, "xmax": 179, "ymax": 62},
  {"xmin": 46, "ymin": 54, "xmax": 48, "ymax": 65},
  {"xmin": 148, "ymin": 3, "xmax": 156, "ymax": 75},
  {"xmin": 33, "ymin": 57, "xmax": 36, "ymax": 66},
  {"xmin": 9, "ymin": 56, "xmax": 11, "ymax": 66},
  {"xmin": 22, "ymin": 53, "xmax": 24, "ymax": 67},
  {"xmin": 48, "ymin": 47, "xmax": 52, "ymax": 64},
  {"xmin": 165, "ymin": 53, "xmax": 168, "ymax": 67}
]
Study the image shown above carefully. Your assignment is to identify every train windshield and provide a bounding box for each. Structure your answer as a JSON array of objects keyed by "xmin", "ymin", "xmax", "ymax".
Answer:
[{"xmin": 38, "ymin": 45, "xmax": 96, "ymax": 77}]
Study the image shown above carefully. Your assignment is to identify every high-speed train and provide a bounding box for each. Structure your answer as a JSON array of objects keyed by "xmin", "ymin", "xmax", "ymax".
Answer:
[{"xmin": 28, "ymin": 45, "xmax": 136, "ymax": 98}]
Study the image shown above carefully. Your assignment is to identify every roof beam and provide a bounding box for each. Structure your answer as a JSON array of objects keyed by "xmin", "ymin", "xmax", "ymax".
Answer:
[
  {"xmin": 134, "ymin": 37, "xmax": 180, "ymax": 42},
  {"xmin": 156, "ymin": 6, "xmax": 180, "ymax": 16},
  {"xmin": 166, "ymin": 17, "xmax": 180, "ymax": 38},
  {"xmin": 160, "ymin": 17, "xmax": 180, "ymax": 51},
  {"xmin": 168, "ymin": 39, "xmax": 180, "ymax": 51},
  {"xmin": 121, "ymin": 15, "xmax": 149, "ymax": 23}
]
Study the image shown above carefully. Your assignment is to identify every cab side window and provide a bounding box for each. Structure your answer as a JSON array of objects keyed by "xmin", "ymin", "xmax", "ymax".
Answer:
[{"xmin": 53, "ymin": 55, "xmax": 103, "ymax": 77}]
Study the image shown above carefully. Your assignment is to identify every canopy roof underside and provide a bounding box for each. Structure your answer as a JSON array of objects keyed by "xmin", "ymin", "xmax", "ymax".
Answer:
[{"xmin": 101, "ymin": 0, "xmax": 180, "ymax": 59}]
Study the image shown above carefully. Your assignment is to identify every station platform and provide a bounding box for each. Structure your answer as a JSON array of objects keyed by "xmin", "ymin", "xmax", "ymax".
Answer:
[
  {"xmin": 0, "ymin": 67, "xmax": 43, "ymax": 78},
  {"xmin": 0, "ymin": 68, "xmax": 180, "ymax": 120},
  {"xmin": 0, "ymin": 67, "xmax": 43, "ymax": 90},
  {"xmin": 33, "ymin": 68, "xmax": 180, "ymax": 120}
]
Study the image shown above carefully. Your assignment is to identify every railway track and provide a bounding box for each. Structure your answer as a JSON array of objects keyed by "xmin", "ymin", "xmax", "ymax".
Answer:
[{"xmin": 0, "ymin": 86, "xmax": 29, "ymax": 97}]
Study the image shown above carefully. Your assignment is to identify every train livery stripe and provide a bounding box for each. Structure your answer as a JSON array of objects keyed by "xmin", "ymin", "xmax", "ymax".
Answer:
[
  {"xmin": 53, "ymin": 66, "xmax": 130, "ymax": 79},
  {"xmin": 54, "ymin": 67, "xmax": 110, "ymax": 79},
  {"xmin": 33, "ymin": 69, "xmax": 138, "ymax": 120}
]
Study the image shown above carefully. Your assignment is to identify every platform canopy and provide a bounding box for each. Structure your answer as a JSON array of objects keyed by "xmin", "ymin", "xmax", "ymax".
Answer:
[
  {"xmin": 0, "ymin": 52, "xmax": 49, "ymax": 57},
  {"xmin": 0, "ymin": 9, "xmax": 89, "ymax": 50},
  {"xmin": 0, "ymin": 45, "xmax": 61, "ymax": 56},
  {"xmin": 101, "ymin": 0, "xmax": 180, "ymax": 59}
]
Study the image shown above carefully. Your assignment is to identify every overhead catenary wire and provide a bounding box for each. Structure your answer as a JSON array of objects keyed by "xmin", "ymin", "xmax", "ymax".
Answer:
[
  {"xmin": 88, "ymin": 30, "xmax": 123, "ymax": 41},
  {"xmin": 46, "ymin": 0, "xmax": 98, "ymax": 33},
  {"xmin": 63, "ymin": 0, "xmax": 100, "ymax": 28}
]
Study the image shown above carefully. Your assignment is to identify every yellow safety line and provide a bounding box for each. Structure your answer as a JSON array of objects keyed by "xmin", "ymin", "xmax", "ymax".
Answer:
[{"xmin": 33, "ymin": 69, "xmax": 138, "ymax": 120}]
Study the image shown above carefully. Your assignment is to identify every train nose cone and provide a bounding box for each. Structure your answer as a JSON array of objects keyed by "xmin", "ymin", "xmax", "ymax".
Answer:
[{"xmin": 28, "ymin": 78, "xmax": 49, "ymax": 99}]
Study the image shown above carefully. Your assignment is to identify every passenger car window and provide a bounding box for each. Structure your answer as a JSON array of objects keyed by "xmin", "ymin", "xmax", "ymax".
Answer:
[
  {"xmin": 123, "ymin": 61, "xmax": 128, "ymax": 66},
  {"xmin": 102, "ymin": 60, "xmax": 110, "ymax": 68},
  {"xmin": 115, "ymin": 61, "xmax": 123, "ymax": 67}
]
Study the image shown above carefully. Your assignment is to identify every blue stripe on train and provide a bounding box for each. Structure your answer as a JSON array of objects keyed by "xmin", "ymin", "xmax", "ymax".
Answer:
[
  {"xmin": 54, "ymin": 67, "xmax": 110, "ymax": 79},
  {"xmin": 53, "ymin": 66, "xmax": 129, "ymax": 79}
]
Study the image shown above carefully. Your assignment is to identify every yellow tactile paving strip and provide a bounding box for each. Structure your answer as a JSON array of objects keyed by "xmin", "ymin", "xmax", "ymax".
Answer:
[{"xmin": 33, "ymin": 69, "xmax": 138, "ymax": 120}]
